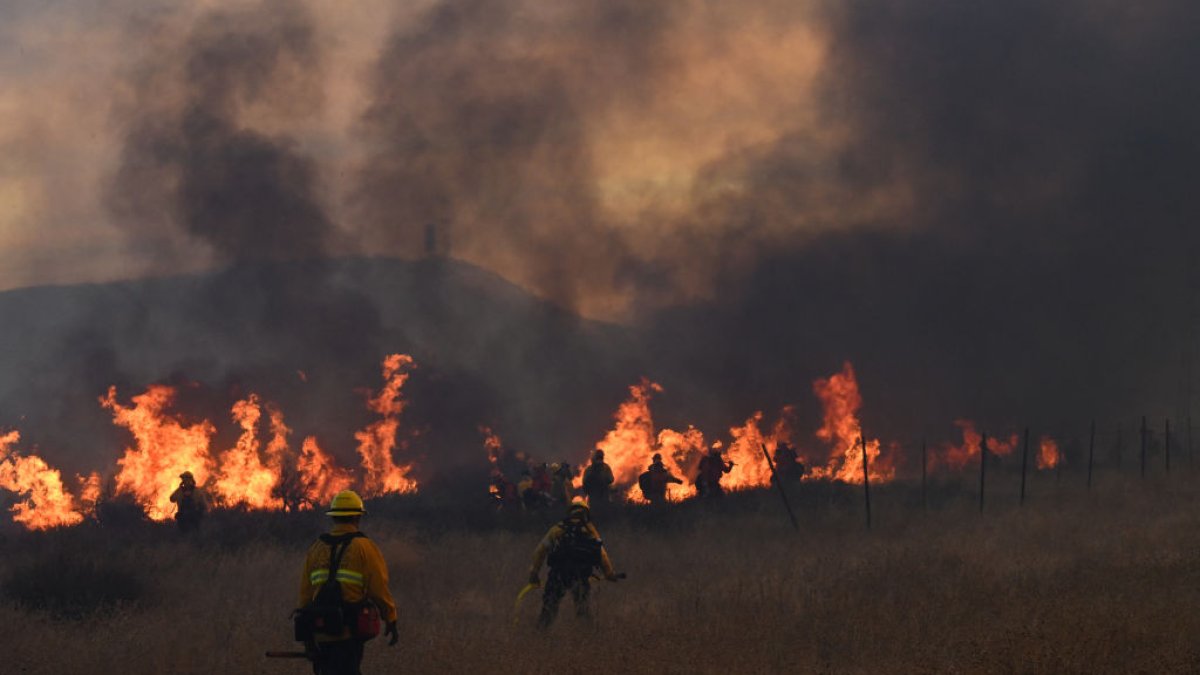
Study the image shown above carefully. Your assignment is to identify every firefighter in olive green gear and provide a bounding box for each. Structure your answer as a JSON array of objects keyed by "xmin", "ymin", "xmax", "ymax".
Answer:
[
  {"xmin": 581, "ymin": 450, "xmax": 615, "ymax": 504},
  {"xmin": 638, "ymin": 453, "xmax": 682, "ymax": 504},
  {"xmin": 297, "ymin": 490, "xmax": 398, "ymax": 675},
  {"xmin": 169, "ymin": 471, "xmax": 206, "ymax": 533},
  {"xmin": 528, "ymin": 498, "xmax": 618, "ymax": 628}
]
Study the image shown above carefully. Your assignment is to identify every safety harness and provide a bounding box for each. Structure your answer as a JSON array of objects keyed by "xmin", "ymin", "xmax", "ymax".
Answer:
[{"xmin": 295, "ymin": 532, "xmax": 371, "ymax": 641}]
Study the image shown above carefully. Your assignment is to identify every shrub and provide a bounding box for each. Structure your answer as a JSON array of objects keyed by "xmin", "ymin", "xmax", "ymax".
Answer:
[{"xmin": 3, "ymin": 552, "xmax": 145, "ymax": 619}]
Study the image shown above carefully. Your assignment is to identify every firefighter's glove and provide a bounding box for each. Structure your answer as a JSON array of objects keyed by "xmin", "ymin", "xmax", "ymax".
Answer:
[
  {"xmin": 605, "ymin": 572, "xmax": 620, "ymax": 582},
  {"xmin": 385, "ymin": 621, "xmax": 399, "ymax": 647},
  {"xmin": 528, "ymin": 571, "xmax": 540, "ymax": 586}
]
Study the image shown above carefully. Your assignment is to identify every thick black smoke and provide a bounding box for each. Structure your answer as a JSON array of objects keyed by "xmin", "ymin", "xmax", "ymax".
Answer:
[
  {"xmin": 108, "ymin": 0, "xmax": 381, "ymax": 363},
  {"xmin": 638, "ymin": 0, "xmax": 1200, "ymax": 449},
  {"xmin": 353, "ymin": 0, "xmax": 676, "ymax": 310}
]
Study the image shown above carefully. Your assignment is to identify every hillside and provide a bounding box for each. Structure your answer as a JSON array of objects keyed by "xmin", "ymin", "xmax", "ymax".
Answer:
[{"xmin": 0, "ymin": 257, "xmax": 639, "ymax": 478}]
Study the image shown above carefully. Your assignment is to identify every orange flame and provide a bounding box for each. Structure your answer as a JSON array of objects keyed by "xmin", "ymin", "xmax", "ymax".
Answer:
[
  {"xmin": 211, "ymin": 395, "xmax": 281, "ymax": 510},
  {"xmin": 592, "ymin": 378, "xmax": 663, "ymax": 491},
  {"xmin": 809, "ymin": 362, "xmax": 894, "ymax": 484},
  {"xmin": 654, "ymin": 426, "xmax": 706, "ymax": 500},
  {"xmin": 720, "ymin": 412, "xmax": 777, "ymax": 489},
  {"xmin": 77, "ymin": 471, "xmax": 102, "ymax": 517},
  {"xmin": 937, "ymin": 420, "xmax": 1019, "ymax": 471},
  {"xmin": 102, "ymin": 384, "xmax": 217, "ymax": 521},
  {"xmin": 354, "ymin": 354, "xmax": 419, "ymax": 496},
  {"xmin": 297, "ymin": 436, "xmax": 352, "ymax": 506},
  {"xmin": 480, "ymin": 426, "xmax": 504, "ymax": 465},
  {"xmin": 0, "ymin": 430, "xmax": 87, "ymax": 529},
  {"xmin": 1037, "ymin": 436, "xmax": 1061, "ymax": 470}
]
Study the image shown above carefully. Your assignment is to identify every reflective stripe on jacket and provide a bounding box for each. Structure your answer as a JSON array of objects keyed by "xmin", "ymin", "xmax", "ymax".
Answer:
[{"xmin": 297, "ymin": 523, "xmax": 398, "ymax": 625}]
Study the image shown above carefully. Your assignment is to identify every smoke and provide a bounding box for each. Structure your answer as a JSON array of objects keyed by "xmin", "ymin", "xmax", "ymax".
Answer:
[
  {"xmin": 109, "ymin": 0, "xmax": 332, "ymax": 263},
  {"xmin": 352, "ymin": 0, "xmax": 682, "ymax": 311},
  {"xmin": 636, "ymin": 0, "xmax": 1200, "ymax": 441},
  {"xmin": 107, "ymin": 0, "xmax": 382, "ymax": 368},
  {"xmin": 2, "ymin": 0, "xmax": 1199, "ymax": 475}
]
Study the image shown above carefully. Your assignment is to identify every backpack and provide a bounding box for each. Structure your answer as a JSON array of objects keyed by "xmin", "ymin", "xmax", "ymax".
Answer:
[
  {"xmin": 638, "ymin": 470, "xmax": 654, "ymax": 497},
  {"xmin": 546, "ymin": 521, "xmax": 603, "ymax": 573},
  {"xmin": 582, "ymin": 464, "xmax": 611, "ymax": 493},
  {"xmin": 295, "ymin": 532, "xmax": 380, "ymax": 642},
  {"xmin": 176, "ymin": 488, "xmax": 203, "ymax": 516}
]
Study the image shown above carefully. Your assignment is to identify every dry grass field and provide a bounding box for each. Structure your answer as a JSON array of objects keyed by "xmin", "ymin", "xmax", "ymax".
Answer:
[{"xmin": 2, "ymin": 471, "xmax": 1200, "ymax": 674}]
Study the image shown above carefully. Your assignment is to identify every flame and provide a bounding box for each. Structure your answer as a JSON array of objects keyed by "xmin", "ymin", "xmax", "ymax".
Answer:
[
  {"xmin": 720, "ymin": 412, "xmax": 776, "ymax": 489},
  {"xmin": 354, "ymin": 353, "xmax": 419, "ymax": 496},
  {"xmin": 0, "ymin": 430, "xmax": 87, "ymax": 529},
  {"xmin": 590, "ymin": 378, "xmax": 663, "ymax": 492},
  {"xmin": 77, "ymin": 472, "xmax": 102, "ymax": 516},
  {"xmin": 1037, "ymin": 436, "xmax": 1061, "ymax": 470},
  {"xmin": 296, "ymin": 436, "xmax": 352, "ymax": 506},
  {"xmin": 654, "ymin": 426, "xmax": 706, "ymax": 500},
  {"xmin": 936, "ymin": 420, "xmax": 1020, "ymax": 471},
  {"xmin": 480, "ymin": 426, "xmax": 504, "ymax": 465},
  {"xmin": 211, "ymin": 395, "xmax": 281, "ymax": 510},
  {"xmin": 809, "ymin": 362, "xmax": 894, "ymax": 484},
  {"xmin": 102, "ymin": 384, "xmax": 217, "ymax": 521}
]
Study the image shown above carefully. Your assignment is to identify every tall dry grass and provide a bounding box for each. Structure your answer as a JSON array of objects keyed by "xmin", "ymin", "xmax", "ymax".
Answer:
[{"xmin": 2, "ymin": 471, "xmax": 1200, "ymax": 674}]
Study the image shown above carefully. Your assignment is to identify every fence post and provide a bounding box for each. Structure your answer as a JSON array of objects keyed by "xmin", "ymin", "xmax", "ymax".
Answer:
[
  {"xmin": 1140, "ymin": 416, "xmax": 1148, "ymax": 479},
  {"xmin": 1165, "ymin": 418, "xmax": 1172, "ymax": 474},
  {"xmin": 1087, "ymin": 420, "xmax": 1095, "ymax": 490},
  {"xmin": 1019, "ymin": 427, "xmax": 1029, "ymax": 506},
  {"xmin": 860, "ymin": 435, "xmax": 872, "ymax": 530},
  {"xmin": 979, "ymin": 431, "xmax": 988, "ymax": 514}
]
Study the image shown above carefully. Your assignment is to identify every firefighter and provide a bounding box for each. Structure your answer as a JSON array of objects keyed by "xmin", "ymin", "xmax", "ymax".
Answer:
[
  {"xmin": 581, "ymin": 450, "xmax": 615, "ymax": 504},
  {"xmin": 296, "ymin": 490, "xmax": 398, "ymax": 675},
  {"xmin": 490, "ymin": 469, "xmax": 518, "ymax": 510},
  {"xmin": 528, "ymin": 498, "xmax": 618, "ymax": 628},
  {"xmin": 550, "ymin": 462, "xmax": 574, "ymax": 504},
  {"xmin": 168, "ymin": 471, "xmax": 207, "ymax": 533},
  {"xmin": 638, "ymin": 453, "xmax": 682, "ymax": 504},
  {"xmin": 696, "ymin": 447, "xmax": 734, "ymax": 498},
  {"xmin": 773, "ymin": 442, "xmax": 806, "ymax": 483}
]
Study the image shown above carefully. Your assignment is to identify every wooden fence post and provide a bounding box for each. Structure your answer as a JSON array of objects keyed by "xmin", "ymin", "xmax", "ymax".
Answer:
[
  {"xmin": 860, "ymin": 435, "xmax": 872, "ymax": 530},
  {"xmin": 1140, "ymin": 416, "xmax": 1148, "ymax": 479},
  {"xmin": 979, "ymin": 431, "xmax": 988, "ymax": 514},
  {"xmin": 1019, "ymin": 427, "xmax": 1029, "ymax": 506},
  {"xmin": 1087, "ymin": 420, "xmax": 1095, "ymax": 490}
]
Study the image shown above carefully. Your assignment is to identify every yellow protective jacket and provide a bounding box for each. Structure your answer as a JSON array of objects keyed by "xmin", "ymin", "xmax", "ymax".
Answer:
[
  {"xmin": 297, "ymin": 523, "xmax": 398, "ymax": 635},
  {"xmin": 529, "ymin": 520, "xmax": 616, "ymax": 578}
]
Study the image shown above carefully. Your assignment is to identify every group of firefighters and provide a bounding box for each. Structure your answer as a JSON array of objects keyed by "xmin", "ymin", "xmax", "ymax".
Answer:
[
  {"xmin": 159, "ymin": 441, "xmax": 808, "ymax": 674},
  {"xmin": 491, "ymin": 442, "xmax": 808, "ymax": 509}
]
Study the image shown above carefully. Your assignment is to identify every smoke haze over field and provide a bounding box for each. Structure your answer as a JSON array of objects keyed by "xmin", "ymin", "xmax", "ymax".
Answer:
[{"xmin": 1, "ymin": 0, "xmax": 1200, "ymax": 469}]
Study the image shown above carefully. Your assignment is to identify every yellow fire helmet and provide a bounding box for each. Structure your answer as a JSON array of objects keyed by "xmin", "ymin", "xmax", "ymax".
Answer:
[
  {"xmin": 326, "ymin": 490, "xmax": 367, "ymax": 517},
  {"xmin": 567, "ymin": 497, "xmax": 590, "ymax": 519}
]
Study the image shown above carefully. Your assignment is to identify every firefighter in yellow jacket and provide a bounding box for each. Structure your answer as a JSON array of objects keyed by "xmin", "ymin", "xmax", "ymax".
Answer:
[
  {"xmin": 528, "ymin": 498, "xmax": 618, "ymax": 628},
  {"xmin": 297, "ymin": 490, "xmax": 398, "ymax": 675}
]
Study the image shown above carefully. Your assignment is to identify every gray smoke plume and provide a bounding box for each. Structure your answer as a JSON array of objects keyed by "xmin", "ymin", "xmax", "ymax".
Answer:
[
  {"xmin": 353, "ymin": 0, "xmax": 676, "ymax": 310},
  {"xmin": 107, "ymin": 0, "xmax": 381, "ymax": 366},
  {"xmin": 109, "ymin": 0, "xmax": 331, "ymax": 263}
]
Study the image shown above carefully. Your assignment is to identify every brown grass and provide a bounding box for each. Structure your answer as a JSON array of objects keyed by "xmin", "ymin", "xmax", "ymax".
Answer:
[{"xmin": 3, "ymin": 472, "xmax": 1200, "ymax": 674}]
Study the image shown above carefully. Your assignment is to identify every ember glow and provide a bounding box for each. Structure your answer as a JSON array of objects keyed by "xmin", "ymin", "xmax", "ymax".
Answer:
[
  {"xmin": 1037, "ymin": 437, "xmax": 1062, "ymax": 470},
  {"xmin": 938, "ymin": 420, "xmax": 1021, "ymax": 472}
]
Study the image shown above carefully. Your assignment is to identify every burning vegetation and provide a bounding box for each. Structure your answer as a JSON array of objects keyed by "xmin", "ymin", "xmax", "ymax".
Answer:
[{"xmin": 0, "ymin": 357, "xmax": 1064, "ymax": 530}]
